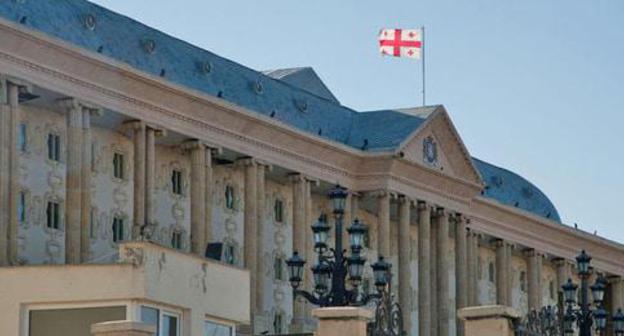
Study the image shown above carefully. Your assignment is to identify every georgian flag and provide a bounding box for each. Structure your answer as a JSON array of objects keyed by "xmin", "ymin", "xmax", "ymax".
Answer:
[{"xmin": 379, "ymin": 28, "xmax": 422, "ymax": 59}]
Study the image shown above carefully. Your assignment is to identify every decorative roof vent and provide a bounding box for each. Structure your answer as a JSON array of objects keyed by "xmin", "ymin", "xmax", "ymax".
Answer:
[
  {"xmin": 252, "ymin": 81, "xmax": 264, "ymax": 95},
  {"xmin": 490, "ymin": 175, "xmax": 503, "ymax": 188},
  {"xmin": 142, "ymin": 39, "xmax": 156, "ymax": 54},
  {"xmin": 294, "ymin": 98, "xmax": 308, "ymax": 112},
  {"xmin": 200, "ymin": 61, "xmax": 213, "ymax": 75},
  {"xmin": 84, "ymin": 14, "xmax": 96, "ymax": 30}
]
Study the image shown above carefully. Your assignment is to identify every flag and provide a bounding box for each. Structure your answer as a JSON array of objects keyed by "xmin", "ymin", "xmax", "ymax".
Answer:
[{"xmin": 379, "ymin": 28, "xmax": 422, "ymax": 59}]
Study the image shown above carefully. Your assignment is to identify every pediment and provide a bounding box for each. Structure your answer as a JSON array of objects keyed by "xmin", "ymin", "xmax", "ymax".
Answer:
[{"xmin": 398, "ymin": 106, "xmax": 483, "ymax": 185}]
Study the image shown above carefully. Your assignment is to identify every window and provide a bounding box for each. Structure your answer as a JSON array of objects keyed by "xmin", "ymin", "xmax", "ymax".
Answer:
[
  {"xmin": 171, "ymin": 170, "xmax": 183, "ymax": 195},
  {"xmin": 488, "ymin": 262, "xmax": 495, "ymax": 283},
  {"xmin": 171, "ymin": 231, "xmax": 182, "ymax": 250},
  {"xmin": 274, "ymin": 199, "xmax": 283, "ymax": 223},
  {"xmin": 18, "ymin": 191, "xmax": 26, "ymax": 224},
  {"xmin": 224, "ymin": 185, "xmax": 234, "ymax": 209},
  {"xmin": 47, "ymin": 133, "xmax": 61, "ymax": 162},
  {"xmin": 89, "ymin": 208, "xmax": 97, "ymax": 239},
  {"xmin": 520, "ymin": 271, "xmax": 527, "ymax": 292},
  {"xmin": 46, "ymin": 201, "xmax": 60, "ymax": 229},
  {"xmin": 141, "ymin": 306, "xmax": 182, "ymax": 336},
  {"xmin": 112, "ymin": 217, "xmax": 124, "ymax": 243},
  {"xmin": 113, "ymin": 152, "xmax": 125, "ymax": 179},
  {"xmin": 18, "ymin": 123, "xmax": 27, "ymax": 152},
  {"xmin": 223, "ymin": 243, "xmax": 236, "ymax": 265},
  {"xmin": 549, "ymin": 280, "xmax": 555, "ymax": 300},
  {"xmin": 162, "ymin": 313, "xmax": 179, "ymax": 336},
  {"xmin": 273, "ymin": 312, "xmax": 283, "ymax": 334},
  {"xmin": 204, "ymin": 320, "xmax": 232, "ymax": 336},
  {"xmin": 363, "ymin": 226, "xmax": 370, "ymax": 248},
  {"xmin": 274, "ymin": 256, "xmax": 284, "ymax": 281}
]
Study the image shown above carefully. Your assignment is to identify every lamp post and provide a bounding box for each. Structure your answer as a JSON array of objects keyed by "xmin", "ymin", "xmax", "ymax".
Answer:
[
  {"xmin": 285, "ymin": 184, "xmax": 389, "ymax": 307},
  {"xmin": 561, "ymin": 250, "xmax": 624, "ymax": 336}
]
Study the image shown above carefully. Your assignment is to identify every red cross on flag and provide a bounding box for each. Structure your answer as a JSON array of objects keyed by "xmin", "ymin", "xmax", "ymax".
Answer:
[{"xmin": 379, "ymin": 28, "xmax": 422, "ymax": 59}]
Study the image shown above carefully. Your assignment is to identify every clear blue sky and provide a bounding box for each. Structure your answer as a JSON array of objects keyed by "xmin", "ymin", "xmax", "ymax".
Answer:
[{"xmin": 91, "ymin": 0, "xmax": 624, "ymax": 243}]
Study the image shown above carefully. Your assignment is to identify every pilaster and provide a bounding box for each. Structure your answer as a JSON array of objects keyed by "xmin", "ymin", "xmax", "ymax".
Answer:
[
  {"xmin": 256, "ymin": 162, "xmax": 272, "ymax": 314},
  {"xmin": 525, "ymin": 249, "xmax": 543, "ymax": 311},
  {"xmin": 239, "ymin": 158, "xmax": 258, "ymax": 320},
  {"xmin": 466, "ymin": 228, "xmax": 479, "ymax": 307},
  {"xmin": 80, "ymin": 104, "xmax": 100, "ymax": 262},
  {"xmin": 289, "ymin": 173, "xmax": 307, "ymax": 332},
  {"xmin": 495, "ymin": 239, "xmax": 509, "ymax": 306},
  {"xmin": 376, "ymin": 191, "xmax": 391, "ymax": 258},
  {"xmin": 184, "ymin": 140, "xmax": 207, "ymax": 256},
  {"xmin": 125, "ymin": 120, "xmax": 146, "ymax": 239}
]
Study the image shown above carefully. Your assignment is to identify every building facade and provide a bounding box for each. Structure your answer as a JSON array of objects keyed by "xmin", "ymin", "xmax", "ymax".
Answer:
[{"xmin": 0, "ymin": 1, "xmax": 623, "ymax": 336}]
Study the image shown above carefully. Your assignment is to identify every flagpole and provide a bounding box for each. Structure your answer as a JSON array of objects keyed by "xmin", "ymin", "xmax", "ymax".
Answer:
[{"xmin": 421, "ymin": 26, "xmax": 426, "ymax": 106}]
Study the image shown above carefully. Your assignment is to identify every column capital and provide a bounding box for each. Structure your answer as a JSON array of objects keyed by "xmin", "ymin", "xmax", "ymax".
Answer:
[
  {"xmin": 416, "ymin": 200, "xmax": 430, "ymax": 211},
  {"xmin": 235, "ymin": 157, "xmax": 259, "ymax": 168},
  {"xmin": 433, "ymin": 206, "xmax": 447, "ymax": 218},
  {"xmin": 56, "ymin": 97, "xmax": 81, "ymax": 111},
  {"xmin": 288, "ymin": 172, "xmax": 319, "ymax": 186},
  {"xmin": 181, "ymin": 138, "xmax": 223, "ymax": 154},
  {"xmin": 608, "ymin": 275, "xmax": 624, "ymax": 285},
  {"xmin": 398, "ymin": 194, "xmax": 413, "ymax": 205},
  {"xmin": 492, "ymin": 238, "xmax": 506, "ymax": 248},
  {"xmin": 121, "ymin": 119, "xmax": 145, "ymax": 132},
  {"xmin": 523, "ymin": 248, "xmax": 544, "ymax": 258}
]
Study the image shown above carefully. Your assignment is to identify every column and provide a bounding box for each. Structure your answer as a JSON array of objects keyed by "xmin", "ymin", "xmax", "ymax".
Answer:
[
  {"xmin": 204, "ymin": 147, "xmax": 215, "ymax": 245},
  {"xmin": 466, "ymin": 229, "xmax": 478, "ymax": 307},
  {"xmin": 398, "ymin": 196, "xmax": 412, "ymax": 334},
  {"xmin": 187, "ymin": 140, "xmax": 207, "ymax": 255},
  {"xmin": 554, "ymin": 258, "xmax": 571, "ymax": 297},
  {"xmin": 256, "ymin": 162, "xmax": 268, "ymax": 313},
  {"xmin": 241, "ymin": 159, "xmax": 258, "ymax": 317},
  {"xmin": 435, "ymin": 207, "xmax": 450, "ymax": 336},
  {"xmin": 289, "ymin": 174, "xmax": 307, "ymax": 331},
  {"xmin": 418, "ymin": 201, "xmax": 432, "ymax": 336},
  {"xmin": 495, "ymin": 239, "xmax": 509, "ymax": 306},
  {"xmin": 430, "ymin": 209, "xmax": 438, "ymax": 336},
  {"xmin": 1, "ymin": 82, "xmax": 20, "ymax": 265},
  {"xmin": 303, "ymin": 177, "xmax": 315, "ymax": 321},
  {"xmin": 61, "ymin": 98, "xmax": 83, "ymax": 264},
  {"xmin": 505, "ymin": 243, "xmax": 513, "ymax": 306},
  {"xmin": 80, "ymin": 106, "xmax": 98, "ymax": 262},
  {"xmin": 526, "ymin": 249, "xmax": 543, "ymax": 311},
  {"xmin": 377, "ymin": 191, "xmax": 390, "ymax": 258},
  {"xmin": 0, "ymin": 80, "xmax": 10, "ymax": 265},
  {"xmin": 611, "ymin": 277, "xmax": 624, "ymax": 318},
  {"xmin": 145, "ymin": 127, "xmax": 156, "ymax": 226},
  {"xmin": 128, "ymin": 121, "xmax": 146, "ymax": 239},
  {"xmin": 454, "ymin": 214, "xmax": 468, "ymax": 336}
]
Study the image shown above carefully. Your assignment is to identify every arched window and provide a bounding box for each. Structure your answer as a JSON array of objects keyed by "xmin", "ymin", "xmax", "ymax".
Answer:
[
  {"xmin": 488, "ymin": 262, "xmax": 495, "ymax": 283},
  {"xmin": 225, "ymin": 185, "xmax": 235, "ymax": 210},
  {"xmin": 171, "ymin": 231, "xmax": 183, "ymax": 250},
  {"xmin": 520, "ymin": 271, "xmax": 527, "ymax": 292},
  {"xmin": 112, "ymin": 217, "xmax": 124, "ymax": 243}
]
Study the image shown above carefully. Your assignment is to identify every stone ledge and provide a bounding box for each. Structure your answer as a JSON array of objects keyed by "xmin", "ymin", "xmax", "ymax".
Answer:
[
  {"xmin": 457, "ymin": 305, "xmax": 521, "ymax": 321},
  {"xmin": 91, "ymin": 320, "xmax": 156, "ymax": 333},
  {"xmin": 312, "ymin": 307, "xmax": 374, "ymax": 321}
]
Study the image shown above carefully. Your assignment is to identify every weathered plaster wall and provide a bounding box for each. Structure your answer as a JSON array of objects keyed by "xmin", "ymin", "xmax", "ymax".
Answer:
[
  {"xmin": 511, "ymin": 254, "xmax": 529, "ymax": 313},
  {"xmin": 211, "ymin": 165, "xmax": 245, "ymax": 266},
  {"xmin": 478, "ymin": 246, "xmax": 497, "ymax": 305},
  {"xmin": 89, "ymin": 126, "xmax": 134, "ymax": 262},
  {"xmin": 17, "ymin": 105, "xmax": 67, "ymax": 265}
]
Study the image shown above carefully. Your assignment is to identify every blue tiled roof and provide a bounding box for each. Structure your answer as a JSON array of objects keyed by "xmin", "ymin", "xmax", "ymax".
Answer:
[
  {"xmin": 473, "ymin": 158, "xmax": 561, "ymax": 222},
  {"xmin": 0, "ymin": 0, "xmax": 560, "ymax": 222},
  {"xmin": 263, "ymin": 67, "xmax": 340, "ymax": 104},
  {"xmin": 346, "ymin": 109, "xmax": 429, "ymax": 151}
]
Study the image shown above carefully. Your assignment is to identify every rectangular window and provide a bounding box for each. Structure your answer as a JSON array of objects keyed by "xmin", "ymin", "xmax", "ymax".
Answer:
[
  {"xmin": 18, "ymin": 123, "xmax": 27, "ymax": 152},
  {"xmin": 113, "ymin": 152, "xmax": 125, "ymax": 179},
  {"xmin": 204, "ymin": 320, "xmax": 232, "ymax": 336},
  {"xmin": 274, "ymin": 256, "xmax": 284, "ymax": 281},
  {"xmin": 171, "ymin": 170, "xmax": 182, "ymax": 195},
  {"xmin": 47, "ymin": 134, "xmax": 61, "ymax": 162},
  {"xmin": 162, "ymin": 313, "xmax": 179, "ymax": 336},
  {"xmin": 141, "ymin": 306, "xmax": 160, "ymax": 335},
  {"xmin": 171, "ymin": 231, "xmax": 182, "ymax": 250},
  {"xmin": 18, "ymin": 191, "xmax": 26, "ymax": 224},
  {"xmin": 273, "ymin": 313, "xmax": 283, "ymax": 334},
  {"xmin": 112, "ymin": 217, "xmax": 124, "ymax": 243},
  {"xmin": 274, "ymin": 199, "xmax": 283, "ymax": 223},
  {"xmin": 46, "ymin": 201, "xmax": 60, "ymax": 229},
  {"xmin": 89, "ymin": 208, "xmax": 97, "ymax": 239}
]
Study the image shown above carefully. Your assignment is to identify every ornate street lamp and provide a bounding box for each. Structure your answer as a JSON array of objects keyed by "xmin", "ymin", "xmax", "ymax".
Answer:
[
  {"xmin": 285, "ymin": 185, "xmax": 392, "ymax": 307},
  {"xmin": 562, "ymin": 250, "xmax": 622, "ymax": 336}
]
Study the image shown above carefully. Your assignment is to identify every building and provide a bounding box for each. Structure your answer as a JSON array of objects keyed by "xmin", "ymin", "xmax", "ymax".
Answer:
[{"xmin": 0, "ymin": 1, "xmax": 623, "ymax": 335}]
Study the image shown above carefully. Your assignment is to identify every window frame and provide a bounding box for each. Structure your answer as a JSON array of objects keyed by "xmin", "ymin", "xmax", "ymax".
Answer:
[
  {"xmin": 18, "ymin": 190, "xmax": 26, "ymax": 224},
  {"xmin": 274, "ymin": 199, "xmax": 283, "ymax": 223},
  {"xmin": 171, "ymin": 230, "xmax": 183, "ymax": 250},
  {"xmin": 204, "ymin": 317, "xmax": 234, "ymax": 336},
  {"xmin": 46, "ymin": 201, "xmax": 61, "ymax": 230},
  {"xmin": 139, "ymin": 304, "xmax": 183, "ymax": 336},
  {"xmin": 112, "ymin": 216, "xmax": 125, "ymax": 243},
  {"xmin": 18, "ymin": 122, "xmax": 27, "ymax": 153},
  {"xmin": 113, "ymin": 152, "xmax": 125, "ymax": 180},
  {"xmin": 47, "ymin": 133, "xmax": 61, "ymax": 162},
  {"xmin": 171, "ymin": 170, "xmax": 183, "ymax": 196},
  {"xmin": 224, "ymin": 185, "xmax": 235, "ymax": 210}
]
